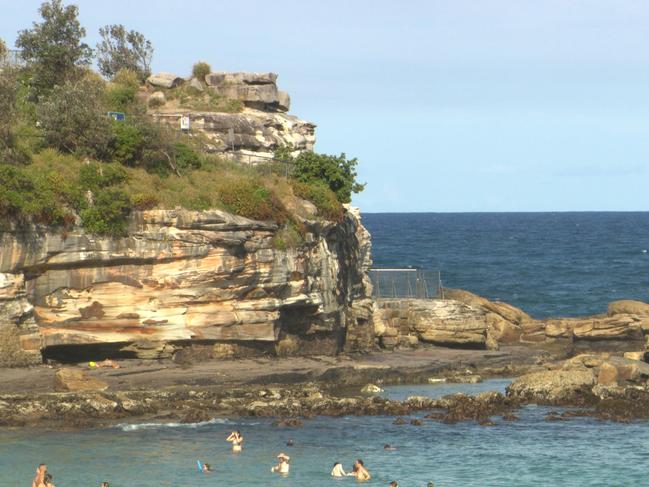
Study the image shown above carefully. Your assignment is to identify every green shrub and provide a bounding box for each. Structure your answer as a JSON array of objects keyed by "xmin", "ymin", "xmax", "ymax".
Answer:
[
  {"xmin": 105, "ymin": 85, "xmax": 137, "ymax": 111},
  {"xmin": 276, "ymin": 146, "xmax": 365, "ymax": 204},
  {"xmin": 37, "ymin": 76, "xmax": 112, "ymax": 159},
  {"xmin": 219, "ymin": 178, "xmax": 287, "ymax": 222},
  {"xmin": 110, "ymin": 122, "xmax": 144, "ymax": 165},
  {"xmin": 79, "ymin": 188, "xmax": 131, "ymax": 236},
  {"xmin": 0, "ymin": 164, "xmax": 67, "ymax": 225},
  {"xmin": 78, "ymin": 161, "xmax": 128, "ymax": 190},
  {"xmin": 292, "ymin": 180, "xmax": 343, "ymax": 221},
  {"xmin": 174, "ymin": 142, "xmax": 201, "ymax": 171},
  {"xmin": 131, "ymin": 192, "xmax": 158, "ymax": 210},
  {"xmin": 192, "ymin": 61, "xmax": 211, "ymax": 81}
]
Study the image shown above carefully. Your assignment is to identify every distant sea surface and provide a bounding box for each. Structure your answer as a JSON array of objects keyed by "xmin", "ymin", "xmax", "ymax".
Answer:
[{"xmin": 363, "ymin": 212, "xmax": 649, "ymax": 318}]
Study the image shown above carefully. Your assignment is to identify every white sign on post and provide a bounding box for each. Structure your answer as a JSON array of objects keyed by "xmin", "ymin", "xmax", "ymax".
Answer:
[{"xmin": 180, "ymin": 115, "xmax": 190, "ymax": 131}]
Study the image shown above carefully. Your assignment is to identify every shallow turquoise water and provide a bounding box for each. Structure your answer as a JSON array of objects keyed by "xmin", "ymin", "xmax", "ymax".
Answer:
[{"xmin": 2, "ymin": 380, "xmax": 648, "ymax": 487}]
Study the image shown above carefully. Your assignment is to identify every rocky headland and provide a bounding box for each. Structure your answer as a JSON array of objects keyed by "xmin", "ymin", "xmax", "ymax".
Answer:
[{"xmin": 3, "ymin": 70, "xmax": 649, "ymax": 429}]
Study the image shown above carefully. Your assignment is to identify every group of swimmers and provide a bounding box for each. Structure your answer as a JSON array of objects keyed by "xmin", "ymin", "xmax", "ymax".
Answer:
[
  {"xmin": 205, "ymin": 430, "xmax": 383, "ymax": 481},
  {"xmin": 32, "ymin": 464, "xmax": 108, "ymax": 487}
]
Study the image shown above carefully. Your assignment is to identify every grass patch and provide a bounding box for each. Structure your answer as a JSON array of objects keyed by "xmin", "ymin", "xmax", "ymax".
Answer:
[{"xmin": 160, "ymin": 84, "xmax": 243, "ymax": 113}]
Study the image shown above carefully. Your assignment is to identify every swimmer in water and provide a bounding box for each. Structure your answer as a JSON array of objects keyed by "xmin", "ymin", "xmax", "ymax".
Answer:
[
  {"xmin": 226, "ymin": 430, "xmax": 243, "ymax": 452},
  {"xmin": 40, "ymin": 473, "xmax": 55, "ymax": 487},
  {"xmin": 202, "ymin": 463, "xmax": 213, "ymax": 473},
  {"xmin": 390, "ymin": 482, "xmax": 398, "ymax": 487},
  {"xmin": 351, "ymin": 459, "xmax": 371, "ymax": 481},
  {"xmin": 286, "ymin": 438, "xmax": 294, "ymax": 447},
  {"xmin": 100, "ymin": 483, "xmax": 110, "ymax": 487},
  {"xmin": 384, "ymin": 444, "xmax": 397, "ymax": 451},
  {"xmin": 32, "ymin": 464, "xmax": 47, "ymax": 487},
  {"xmin": 271, "ymin": 453, "xmax": 290, "ymax": 474},
  {"xmin": 331, "ymin": 462, "xmax": 348, "ymax": 477}
]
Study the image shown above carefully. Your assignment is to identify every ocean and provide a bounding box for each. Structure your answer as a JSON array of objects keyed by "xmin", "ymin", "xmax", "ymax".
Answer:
[
  {"xmin": 364, "ymin": 212, "xmax": 649, "ymax": 318},
  {"xmin": 3, "ymin": 212, "xmax": 649, "ymax": 486}
]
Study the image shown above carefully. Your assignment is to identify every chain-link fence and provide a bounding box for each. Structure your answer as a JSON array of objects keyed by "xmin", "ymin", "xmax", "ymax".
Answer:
[{"xmin": 369, "ymin": 268, "xmax": 444, "ymax": 300}]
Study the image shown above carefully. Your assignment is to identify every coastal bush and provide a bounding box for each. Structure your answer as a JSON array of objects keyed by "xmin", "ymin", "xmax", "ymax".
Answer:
[
  {"xmin": 219, "ymin": 177, "xmax": 288, "ymax": 222},
  {"xmin": 17, "ymin": 0, "xmax": 92, "ymax": 100},
  {"xmin": 110, "ymin": 121, "xmax": 144, "ymax": 166},
  {"xmin": 192, "ymin": 61, "xmax": 211, "ymax": 82},
  {"xmin": 79, "ymin": 188, "xmax": 131, "ymax": 236},
  {"xmin": 96, "ymin": 24, "xmax": 153, "ymax": 81},
  {"xmin": 275, "ymin": 146, "xmax": 365, "ymax": 204},
  {"xmin": 291, "ymin": 180, "xmax": 343, "ymax": 222},
  {"xmin": 173, "ymin": 142, "xmax": 201, "ymax": 171},
  {"xmin": 37, "ymin": 75, "xmax": 112, "ymax": 159},
  {"xmin": 0, "ymin": 164, "xmax": 67, "ymax": 225},
  {"xmin": 105, "ymin": 84, "xmax": 137, "ymax": 112}
]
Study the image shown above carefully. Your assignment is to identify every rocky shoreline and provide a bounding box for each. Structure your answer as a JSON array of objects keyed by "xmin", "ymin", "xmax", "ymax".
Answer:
[{"xmin": 4, "ymin": 345, "xmax": 649, "ymax": 430}]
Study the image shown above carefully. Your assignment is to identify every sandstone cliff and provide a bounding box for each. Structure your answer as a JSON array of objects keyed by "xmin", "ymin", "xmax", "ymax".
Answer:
[
  {"xmin": 148, "ymin": 71, "xmax": 315, "ymax": 164},
  {"xmin": 0, "ymin": 207, "xmax": 374, "ymax": 366}
]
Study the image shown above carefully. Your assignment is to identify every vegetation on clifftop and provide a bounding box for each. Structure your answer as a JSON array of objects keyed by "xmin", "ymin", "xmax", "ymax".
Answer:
[{"xmin": 0, "ymin": 0, "xmax": 364, "ymax": 241}]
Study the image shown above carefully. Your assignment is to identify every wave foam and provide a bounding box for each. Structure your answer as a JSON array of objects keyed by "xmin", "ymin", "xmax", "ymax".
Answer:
[{"xmin": 117, "ymin": 418, "xmax": 231, "ymax": 431}]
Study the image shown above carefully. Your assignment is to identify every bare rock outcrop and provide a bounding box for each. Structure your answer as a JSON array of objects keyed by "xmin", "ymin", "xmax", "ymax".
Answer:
[
  {"xmin": 54, "ymin": 368, "xmax": 108, "ymax": 392},
  {"xmin": 0, "ymin": 207, "xmax": 374, "ymax": 364},
  {"xmin": 150, "ymin": 71, "xmax": 314, "ymax": 164},
  {"xmin": 507, "ymin": 353, "xmax": 649, "ymax": 405}
]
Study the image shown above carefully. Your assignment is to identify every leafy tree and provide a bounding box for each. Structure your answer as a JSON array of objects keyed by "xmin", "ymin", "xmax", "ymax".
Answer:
[
  {"xmin": 276, "ymin": 146, "xmax": 365, "ymax": 203},
  {"xmin": 16, "ymin": 0, "xmax": 92, "ymax": 99},
  {"xmin": 0, "ymin": 67, "xmax": 18, "ymax": 155},
  {"xmin": 37, "ymin": 74, "xmax": 112, "ymax": 158},
  {"xmin": 0, "ymin": 38, "xmax": 6, "ymax": 61},
  {"xmin": 96, "ymin": 24, "xmax": 153, "ymax": 81}
]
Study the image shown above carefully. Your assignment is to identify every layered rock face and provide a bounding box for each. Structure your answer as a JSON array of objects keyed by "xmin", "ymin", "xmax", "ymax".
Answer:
[
  {"xmin": 0, "ymin": 207, "xmax": 374, "ymax": 365},
  {"xmin": 150, "ymin": 72, "xmax": 315, "ymax": 164},
  {"xmin": 374, "ymin": 288, "xmax": 649, "ymax": 353}
]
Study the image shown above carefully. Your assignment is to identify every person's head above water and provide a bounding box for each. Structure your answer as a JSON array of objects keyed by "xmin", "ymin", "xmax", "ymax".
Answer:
[
  {"xmin": 427, "ymin": 483, "xmax": 435, "ymax": 487},
  {"xmin": 390, "ymin": 482, "xmax": 398, "ymax": 487},
  {"xmin": 101, "ymin": 483, "xmax": 109, "ymax": 487},
  {"xmin": 356, "ymin": 459, "xmax": 364, "ymax": 466},
  {"xmin": 44, "ymin": 473, "xmax": 53, "ymax": 485},
  {"xmin": 286, "ymin": 438, "xmax": 294, "ymax": 446}
]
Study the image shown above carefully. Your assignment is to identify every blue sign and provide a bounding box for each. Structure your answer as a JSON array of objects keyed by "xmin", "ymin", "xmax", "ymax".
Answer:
[{"xmin": 107, "ymin": 111, "xmax": 126, "ymax": 122}]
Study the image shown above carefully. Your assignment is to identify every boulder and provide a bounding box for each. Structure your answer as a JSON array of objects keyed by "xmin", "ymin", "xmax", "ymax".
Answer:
[
  {"xmin": 54, "ymin": 368, "xmax": 109, "ymax": 392},
  {"xmin": 361, "ymin": 384, "xmax": 384, "ymax": 394},
  {"xmin": 188, "ymin": 77, "xmax": 204, "ymax": 91},
  {"xmin": 147, "ymin": 72, "xmax": 183, "ymax": 89},
  {"xmin": 608, "ymin": 300, "xmax": 649, "ymax": 317},
  {"xmin": 277, "ymin": 90, "xmax": 290, "ymax": 111},
  {"xmin": 506, "ymin": 369, "xmax": 596, "ymax": 403}
]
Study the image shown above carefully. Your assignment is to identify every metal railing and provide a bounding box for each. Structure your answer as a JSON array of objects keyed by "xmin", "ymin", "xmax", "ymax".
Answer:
[{"xmin": 369, "ymin": 268, "xmax": 444, "ymax": 300}]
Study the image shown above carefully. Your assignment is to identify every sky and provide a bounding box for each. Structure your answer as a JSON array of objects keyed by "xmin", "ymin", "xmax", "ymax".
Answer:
[{"xmin": 2, "ymin": 0, "xmax": 649, "ymax": 212}]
